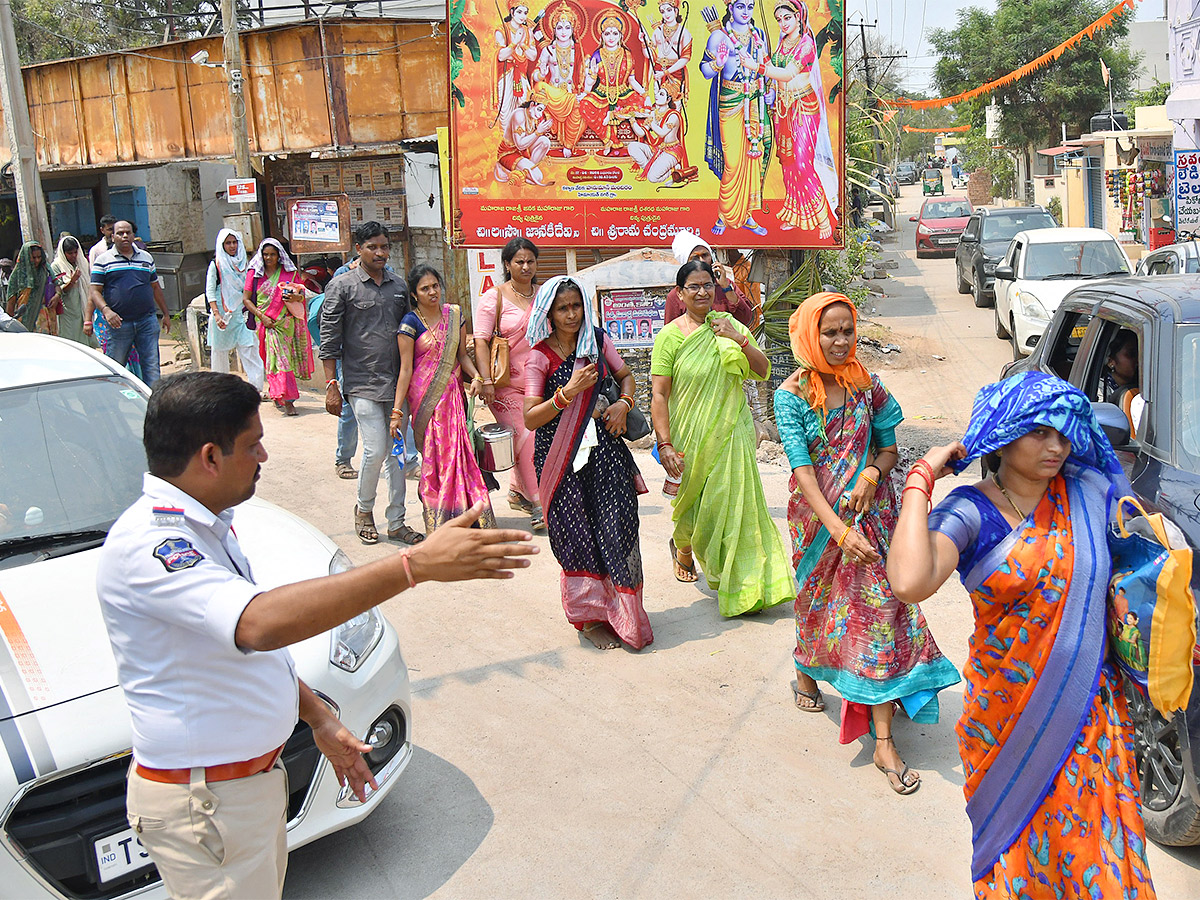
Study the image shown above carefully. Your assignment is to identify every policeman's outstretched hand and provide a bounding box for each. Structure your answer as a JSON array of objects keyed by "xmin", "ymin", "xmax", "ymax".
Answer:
[
  {"xmin": 311, "ymin": 717, "xmax": 378, "ymax": 803},
  {"xmin": 408, "ymin": 502, "xmax": 537, "ymax": 582}
]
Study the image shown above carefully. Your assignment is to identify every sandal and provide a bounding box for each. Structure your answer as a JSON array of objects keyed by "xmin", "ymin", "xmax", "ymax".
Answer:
[
  {"xmin": 792, "ymin": 680, "xmax": 825, "ymax": 712},
  {"xmin": 875, "ymin": 736, "xmax": 920, "ymax": 795},
  {"xmin": 335, "ymin": 462, "xmax": 358, "ymax": 479},
  {"xmin": 669, "ymin": 538, "xmax": 698, "ymax": 583},
  {"xmin": 354, "ymin": 507, "xmax": 379, "ymax": 545},
  {"xmin": 508, "ymin": 490, "xmax": 534, "ymax": 513},
  {"xmin": 529, "ymin": 505, "xmax": 547, "ymax": 533},
  {"xmin": 387, "ymin": 524, "xmax": 425, "ymax": 545}
]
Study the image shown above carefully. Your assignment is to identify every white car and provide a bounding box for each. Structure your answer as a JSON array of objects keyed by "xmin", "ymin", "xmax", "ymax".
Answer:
[
  {"xmin": 0, "ymin": 335, "xmax": 412, "ymax": 900},
  {"xmin": 993, "ymin": 226, "xmax": 1132, "ymax": 357}
]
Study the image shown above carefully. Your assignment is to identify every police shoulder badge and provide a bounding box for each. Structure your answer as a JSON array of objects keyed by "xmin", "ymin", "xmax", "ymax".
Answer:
[{"xmin": 153, "ymin": 537, "xmax": 204, "ymax": 572}]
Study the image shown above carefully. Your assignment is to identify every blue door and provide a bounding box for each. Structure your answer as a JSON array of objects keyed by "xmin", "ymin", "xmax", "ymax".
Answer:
[
  {"xmin": 108, "ymin": 186, "xmax": 151, "ymax": 240},
  {"xmin": 46, "ymin": 189, "xmax": 96, "ymax": 241}
]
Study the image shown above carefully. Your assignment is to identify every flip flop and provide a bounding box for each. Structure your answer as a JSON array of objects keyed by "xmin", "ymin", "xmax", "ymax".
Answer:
[
  {"xmin": 387, "ymin": 524, "xmax": 425, "ymax": 545},
  {"xmin": 792, "ymin": 681, "xmax": 825, "ymax": 713},
  {"xmin": 508, "ymin": 491, "xmax": 534, "ymax": 513},
  {"xmin": 876, "ymin": 763, "xmax": 921, "ymax": 795},
  {"xmin": 669, "ymin": 538, "xmax": 698, "ymax": 583}
]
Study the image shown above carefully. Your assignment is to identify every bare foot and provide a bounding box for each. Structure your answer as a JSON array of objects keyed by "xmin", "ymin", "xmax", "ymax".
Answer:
[{"xmin": 581, "ymin": 623, "xmax": 621, "ymax": 650}]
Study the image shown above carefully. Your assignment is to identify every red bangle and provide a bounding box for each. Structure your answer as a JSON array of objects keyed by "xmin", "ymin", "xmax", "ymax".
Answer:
[
  {"xmin": 912, "ymin": 459, "xmax": 936, "ymax": 483},
  {"xmin": 907, "ymin": 462, "xmax": 935, "ymax": 492},
  {"xmin": 399, "ymin": 549, "xmax": 416, "ymax": 589}
]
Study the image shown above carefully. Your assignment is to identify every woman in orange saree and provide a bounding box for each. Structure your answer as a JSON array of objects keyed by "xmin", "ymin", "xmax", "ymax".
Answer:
[{"xmin": 887, "ymin": 372, "xmax": 1156, "ymax": 899}]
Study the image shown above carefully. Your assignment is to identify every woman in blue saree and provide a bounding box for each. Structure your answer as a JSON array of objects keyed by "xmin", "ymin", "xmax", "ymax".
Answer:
[{"xmin": 887, "ymin": 372, "xmax": 1156, "ymax": 899}]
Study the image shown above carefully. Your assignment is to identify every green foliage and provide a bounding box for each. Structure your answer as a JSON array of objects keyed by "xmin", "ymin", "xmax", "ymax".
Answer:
[
  {"xmin": 449, "ymin": 0, "xmax": 481, "ymax": 109},
  {"xmin": 1123, "ymin": 79, "xmax": 1170, "ymax": 120},
  {"xmin": 1046, "ymin": 195, "xmax": 1062, "ymax": 222},
  {"xmin": 955, "ymin": 129, "xmax": 1017, "ymax": 197},
  {"xmin": 930, "ymin": 0, "xmax": 1138, "ymax": 150},
  {"xmin": 814, "ymin": 0, "xmax": 845, "ymax": 99}
]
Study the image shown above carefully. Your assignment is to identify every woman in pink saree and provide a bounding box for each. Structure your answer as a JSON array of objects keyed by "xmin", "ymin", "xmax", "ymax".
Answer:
[
  {"xmin": 475, "ymin": 237, "xmax": 544, "ymax": 529},
  {"xmin": 392, "ymin": 265, "xmax": 496, "ymax": 532},
  {"xmin": 758, "ymin": 1, "xmax": 839, "ymax": 237},
  {"xmin": 241, "ymin": 238, "xmax": 312, "ymax": 415}
]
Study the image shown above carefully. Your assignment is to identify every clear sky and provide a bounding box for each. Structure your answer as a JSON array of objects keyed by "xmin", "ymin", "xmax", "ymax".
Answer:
[{"xmin": 845, "ymin": 0, "xmax": 1167, "ymax": 94}]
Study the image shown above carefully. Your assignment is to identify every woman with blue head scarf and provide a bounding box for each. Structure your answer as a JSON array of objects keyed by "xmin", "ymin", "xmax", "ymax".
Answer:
[
  {"xmin": 887, "ymin": 372, "xmax": 1155, "ymax": 899},
  {"xmin": 522, "ymin": 276, "xmax": 653, "ymax": 650}
]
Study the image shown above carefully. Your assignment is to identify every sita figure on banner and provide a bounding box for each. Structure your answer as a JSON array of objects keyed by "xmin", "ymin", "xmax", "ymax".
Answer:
[
  {"xmin": 579, "ymin": 9, "xmax": 652, "ymax": 158},
  {"xmin": 757, "ymin": 0, "xmax": 838, "ymax": 236},
  {"xmin": 650, "ymin": 0, "xmax": 693, "ymax": 104},
  {"xmin": 495, "ymin": 100, "xmax": 556, "ymax": 185},
  {"xmin": 701, "ymin": 0, "xmax": 775, "ymax": 236},
  {"xmin": 629, "ymin": 81, "xmax": 690, "ymax": 184},
  {"xmin": 532, "ymin": 0, "xmax": 588, "ymax": 157},
  {"xmin": 495, "ymin": 1, "xmax": 540, "ymax": 128}
]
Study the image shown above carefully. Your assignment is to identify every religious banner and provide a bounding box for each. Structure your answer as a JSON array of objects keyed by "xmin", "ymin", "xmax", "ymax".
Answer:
[{"xmin": 447, "ymin": 0, "xmax": 845, "ymax": 249}]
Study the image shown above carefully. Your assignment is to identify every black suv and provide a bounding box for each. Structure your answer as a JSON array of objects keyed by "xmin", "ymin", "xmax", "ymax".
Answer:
[
  {"xmin": 955, "ymin": 206, "xmax": 1058, "ymax": 308},
  {"xmin": 1004, "ymin": 276, "xmax": 1200, "ymax": 847}
]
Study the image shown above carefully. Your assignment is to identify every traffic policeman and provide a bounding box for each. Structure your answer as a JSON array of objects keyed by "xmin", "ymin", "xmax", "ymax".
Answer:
[{"xmin": 97, "ymin": 372, "xmax": 536, "ymax": 899}]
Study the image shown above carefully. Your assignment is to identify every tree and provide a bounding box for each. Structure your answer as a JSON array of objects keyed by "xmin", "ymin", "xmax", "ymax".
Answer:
[{"xmin": 929, "ymin": 0, "xmax": 1138, "ymax": 149}]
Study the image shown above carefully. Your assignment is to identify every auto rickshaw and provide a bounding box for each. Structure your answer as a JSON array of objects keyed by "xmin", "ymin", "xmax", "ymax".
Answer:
[{"xmin": 922, "ymin": 168, "xmax": 944, "ymax": 195}]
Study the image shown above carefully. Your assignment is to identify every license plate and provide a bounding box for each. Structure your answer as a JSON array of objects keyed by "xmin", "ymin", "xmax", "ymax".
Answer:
[
  {"xmin": 1071, "ymin": 323, "xmax": 1089, "ymax": 339},
  {"xmin": 94, "ymin": 827, "xmax": 153, "ymax": 883},
  {"xmin": 935, "ymin": 237, "xmax": 958, "ymax": 245}
]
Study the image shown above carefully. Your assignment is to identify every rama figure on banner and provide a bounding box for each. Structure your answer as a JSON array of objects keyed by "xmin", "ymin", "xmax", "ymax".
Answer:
[
  {"xmin": 495, "ymin": 1, "xmax": 541, "ymax": 127},
  {"xmin": 579, "ymin": 9, "xmax": 651, "ymax": 156},
  {"xmin": 650, "ymin": 0, "xmax": 693, "ymax": 103},
  {"xmin": 758, "ymin": 0, "xmax": 838, "ymax": 236},
  {"xmin": 700, "ymin": 0, "xmax": 774, "ymax": 236},
  {"xmin": 532, "ymin": 0, "xmax": 588, "ymax": 157}
]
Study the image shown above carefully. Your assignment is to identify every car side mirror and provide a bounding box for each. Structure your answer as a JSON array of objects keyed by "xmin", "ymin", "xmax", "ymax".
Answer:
[
  {"xmin": 909, "ymin": 215, "xmax": 918, "ymax": 222},
  {"xmin": 1092, "ymin": 401, "xmax": 1132, "ymax": 450},
  {"xmin": 993, "ymin": 265, "xmax": 1015, "ymax": 280}
]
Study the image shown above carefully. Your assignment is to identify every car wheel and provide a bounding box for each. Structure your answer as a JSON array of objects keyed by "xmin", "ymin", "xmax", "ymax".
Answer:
[
  {"xmin": 956, "ymin": 265, "xmax": 970, "ymax": 294},
  {"xmin": 1124, "ymin": 678, "xmax": 1200, "ymax": 846},
  {"xmin": 994, "ymin": 304, "xmax": 1010, "ymax": 339},
  {"xmin": 972, "ymin": 274, "xmax": 992, "ymax": 308}
]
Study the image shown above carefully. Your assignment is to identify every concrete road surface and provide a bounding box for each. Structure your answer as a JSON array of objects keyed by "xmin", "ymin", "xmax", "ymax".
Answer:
[{"xmin": 269, "ymin": 185, "xmax": 1199, "ymax": 898}]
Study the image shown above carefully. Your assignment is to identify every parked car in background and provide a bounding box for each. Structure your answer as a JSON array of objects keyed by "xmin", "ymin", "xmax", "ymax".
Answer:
[
  {"xmin": 993, "ymin": 227, "xmax": 1131, "ymax": 358},
  {"xmin": 879, "ymin": 171, "xmax": 900, "ymax": 198},
  {"xmin": 1135, "ymin": 240, "xmax": 1200, "ymax": 276},
  {"xmin": 1001, "ymin": 277, "xmax": 1200, "ymax": 848},
  {"xmin": 895, "ymin": 162, "xmax": 918, "ymax": 185},
  {"xmin": 955, "ymin": 205, "xmax": 1059, "ymax": 307},
  {"xmin": 911, "ymin": 196, "xmax": 973, "ymax": 258},
  {"xmin": 866, "ymin": 177, "xmax": 889, "ymax": 207},
  {"xmin": 0, "ymin": 335, "xmax": 414, "ymax": 899}
]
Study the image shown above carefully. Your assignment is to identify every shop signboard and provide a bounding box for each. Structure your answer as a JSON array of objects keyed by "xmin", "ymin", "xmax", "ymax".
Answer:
[
  {"xmin": 600, "ymin": 286, "xmax": 666, "ymax": 348},
  {"xmin": 468, "ymin": 249, "xmax": 503, "ymax": 320},
  {"xmin": 1174, "ymin": 149, "xmax": 1200, "ymax": 231},
  {"xmin": 226, "ymin": 178, "xmax": 257, "ymax": 203},
  {"xmin": 447, "ymin": 0, "xmax": 845, "ymax": 249}
]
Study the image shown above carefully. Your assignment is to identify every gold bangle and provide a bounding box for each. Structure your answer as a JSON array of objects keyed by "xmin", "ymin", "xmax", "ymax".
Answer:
[
  {"xmin": 860, "ymin": 472, "xmax": 878, "ymax": 486},
  {"xmin": 836, "ymin": 527, "xmax": 851, "ymax": 546}
]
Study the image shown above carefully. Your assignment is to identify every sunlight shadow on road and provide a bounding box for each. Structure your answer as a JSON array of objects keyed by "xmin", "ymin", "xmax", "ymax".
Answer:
[
  {"xmin": 283, "ymin": 747, "xmax": 493, "ymax": 900},
  {"xmin": 645, "ymin": 591, "xmax": 793, "ymax": 652},
  {"xmin": 409, "ymin": 649, "xmax": 568, "ymax": 697}
]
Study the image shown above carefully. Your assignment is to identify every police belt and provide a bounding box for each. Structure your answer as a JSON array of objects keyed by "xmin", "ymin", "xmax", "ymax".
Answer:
[{"xmin": 134, "ymin": 744, "xmax": 284, "ymax": 785}]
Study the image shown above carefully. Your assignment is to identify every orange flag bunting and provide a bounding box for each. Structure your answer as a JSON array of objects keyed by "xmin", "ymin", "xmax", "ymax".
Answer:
[
  {"xmin": 884, "ymin": 0, "xmax": 1135, "ymax": 110},
  {"xmin": 903, "ymin": 125, "xmax": 970, "ymax": 133}
]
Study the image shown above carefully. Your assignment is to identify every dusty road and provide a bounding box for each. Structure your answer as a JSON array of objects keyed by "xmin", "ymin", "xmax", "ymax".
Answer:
[{"xmin": 267, "ymin": 187, "xmax": 1200, "ymax": 898}]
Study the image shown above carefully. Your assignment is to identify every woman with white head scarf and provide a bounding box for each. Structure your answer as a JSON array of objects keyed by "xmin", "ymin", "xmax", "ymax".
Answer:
[
  {"xmin": 205, "ymin": 228, "xmax": 263, "ymax": 390},
  {"xmin": 522, "ymin": 276, "xmax": 653, "ymax": 651},
  {"xmin": 664, "ymin": 230, "xmax": 757, "ymax": 327},
  {"xmin": 50, "ymin": 234, "xmax": 95, "ymax": 347},
  {"xmin": 242, "ymin": 237, "xmax": 312, "ymax": 415}
]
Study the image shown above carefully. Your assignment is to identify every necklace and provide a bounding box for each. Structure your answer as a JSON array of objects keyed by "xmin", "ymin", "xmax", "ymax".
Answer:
[
  {"xmin": 415, "ymin": 305, "xmax": 439, "ymax": 330},
  {"xmin": 551, "ymin": 333, "xmax": 575, "ymax": 359},
  {"xmin": 508, "ymin": 282, "xmax": 535, "ymax": 301},
  {"xmin": 992, "ymin": 474, "xmax": 1028, "ymax": 521}
]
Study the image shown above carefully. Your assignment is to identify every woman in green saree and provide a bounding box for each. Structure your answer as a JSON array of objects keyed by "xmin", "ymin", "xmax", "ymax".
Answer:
[{"xmin": 650, "ymin": 260, "xmax": 793, "ymax": 616}]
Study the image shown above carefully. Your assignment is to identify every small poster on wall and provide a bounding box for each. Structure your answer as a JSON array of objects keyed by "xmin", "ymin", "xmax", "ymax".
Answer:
[
  {"xmin": 308, "ymin": 162, "xmax": 342, "ymax": 193},
  {"xmin": 341, "ymin": 160, "xmax": 373, "ymax": 192},
  {"xmin": 288, "ymin": 197, "xmax": 351, "ymax": 253},
  {"xmin": 600, "ymin": 287, "xmax": 665, "ymax": 349},
  {"xmin": 371, "ymin": 158, "xmax": 403, "ymax": 192}
]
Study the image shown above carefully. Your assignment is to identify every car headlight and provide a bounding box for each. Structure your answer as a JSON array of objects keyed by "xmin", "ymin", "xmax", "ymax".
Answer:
[
  {"xmin": 983, "ymin": 261, "xmax": 997, "ymax": 274},
  {"xmin": 327, "ymin": 550, "xmax": 385, "ymax": 672},
  {"xmin": 917, "ymin": 224, "xmax": 931, "ymax": 235},
  {"xmin": 331, "ymin": 607, "xmax": 384, "ymax": 672},
  {"xmin": 1018, "ymin": 291, "xmax": 1050, "ymax": 321}
]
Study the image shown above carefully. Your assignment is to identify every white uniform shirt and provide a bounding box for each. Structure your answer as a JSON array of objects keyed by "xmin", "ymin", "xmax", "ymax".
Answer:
[{"xmin": 97, "ymin": 474, "xmax": 298, "ymax": 769}]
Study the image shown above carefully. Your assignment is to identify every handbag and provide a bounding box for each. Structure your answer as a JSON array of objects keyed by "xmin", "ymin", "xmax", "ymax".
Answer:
[
  {"xmin": 599, "ymin": 375, "xmax": 651, "ymax": 441},
  {"xmin": 1108, "ymin": 495, "xmax": 1197, "ymax": 717},
  {"xmin": 489, "ymin": 292, "xmax": 511, "ymax": 389}
]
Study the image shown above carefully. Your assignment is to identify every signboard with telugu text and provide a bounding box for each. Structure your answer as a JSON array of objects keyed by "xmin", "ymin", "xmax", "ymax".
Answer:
[
  {"xmin": 287, "ymin": 196, "xmax": 352, "ymax": 254},
  {"xmin": 447, "ymin": 0, "xmax": 845, "ymax": 249},
  {"xmin": 600, "ymin": 286, "xmax": 666, "ymax": 349},
  {"xmin": 1175, "ymin": 150, "xmax": 1200, "ymax": 232}
]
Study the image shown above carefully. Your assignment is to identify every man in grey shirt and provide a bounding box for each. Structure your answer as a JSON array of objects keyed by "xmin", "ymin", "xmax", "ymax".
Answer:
[{"xmin": 320, "ymin": 221, "xmax": 424, "ymax": 546}]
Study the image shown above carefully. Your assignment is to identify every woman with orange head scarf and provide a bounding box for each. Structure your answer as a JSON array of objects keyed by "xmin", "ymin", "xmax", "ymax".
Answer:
[{"xmin": 774, "ymin": 292, "xmax": 959, "ymax": 795}]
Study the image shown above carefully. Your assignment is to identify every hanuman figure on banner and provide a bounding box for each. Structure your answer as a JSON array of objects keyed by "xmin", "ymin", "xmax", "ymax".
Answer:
[{"xmin": 700, "ymin": 0, "xmax": 774, "ymax": 236}]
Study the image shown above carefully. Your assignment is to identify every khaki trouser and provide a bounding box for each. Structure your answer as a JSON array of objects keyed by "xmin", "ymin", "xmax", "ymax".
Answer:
[{"xmin": 126, "ymin": 762, "xmax": 288, "ymax": 900}]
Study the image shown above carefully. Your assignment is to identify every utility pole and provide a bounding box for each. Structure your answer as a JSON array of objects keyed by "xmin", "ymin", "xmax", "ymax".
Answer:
[
  {"xmin": 0, "ymin": 0, "xmax": 50, "ymax": 246},
  {"xmin": 221, "ymin": 0, "xmax": 262, "ymax": 244},
  {"xmin": 857, "ymin": 19, "xmax": 882, "ymax": 173}
]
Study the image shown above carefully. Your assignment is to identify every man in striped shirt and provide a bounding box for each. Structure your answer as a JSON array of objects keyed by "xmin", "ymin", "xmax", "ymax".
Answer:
[{"xmin": 90, "ymin": 220, "xmax": 170, "ymax": 385}]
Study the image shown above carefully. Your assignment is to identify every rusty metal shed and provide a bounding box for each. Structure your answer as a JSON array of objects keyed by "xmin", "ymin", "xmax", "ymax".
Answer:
[{"xmin": 0, "ymin": 17, "xmax": 448, "ymax": 171}]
